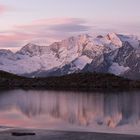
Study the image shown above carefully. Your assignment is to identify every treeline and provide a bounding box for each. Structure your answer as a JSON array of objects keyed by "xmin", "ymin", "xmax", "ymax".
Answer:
[{"xmin": 0, "ymin": 70, "xmax": 140, "ymax": 90}]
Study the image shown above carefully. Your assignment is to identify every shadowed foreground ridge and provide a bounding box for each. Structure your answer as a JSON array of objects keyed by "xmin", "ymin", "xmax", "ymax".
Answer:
[{"xmin": 0, "ymin": 70, "xmax": 140, "ymax": 90}]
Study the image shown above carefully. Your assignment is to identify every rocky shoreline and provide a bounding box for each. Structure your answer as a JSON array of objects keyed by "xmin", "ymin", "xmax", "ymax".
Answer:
[{"xmin": 0, "ymin": 128, "xmax": 140, "ymax": 140}]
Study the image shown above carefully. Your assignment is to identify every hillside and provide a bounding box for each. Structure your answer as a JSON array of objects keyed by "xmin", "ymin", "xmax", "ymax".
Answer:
[{"xmin": 0, "ymin": 70, "xmax": 140, "ymax": 90}]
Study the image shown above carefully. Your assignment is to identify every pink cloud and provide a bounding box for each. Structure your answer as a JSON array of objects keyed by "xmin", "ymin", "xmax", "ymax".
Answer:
[
  {"xmin": 0, "ymin": 16, "xmax": 140, "ymax": 51},
  {"xmin": 0, "ymin": 5, "xmax": 8, "ymax": 14},
  {"xmin": 0, "ymin": 33, "xmax": 35, "ymax": 41},
  {"xmin": 14, "ymin": 18, "xmax": 91, "ymax": 40},
  {"xmin": 15, "ymin": 18, "xmax": 87, "ymax": 30},
  {"xmin": 34, "ymin": 18, "xmax": 86, "ymax": 25},
  {"xmin": 0, "ymin": 32, "xmax": 38, "ymax": 50},
  {"xmin": 0, "ymin": 18, "xmax": 92, "ymax": 51}
]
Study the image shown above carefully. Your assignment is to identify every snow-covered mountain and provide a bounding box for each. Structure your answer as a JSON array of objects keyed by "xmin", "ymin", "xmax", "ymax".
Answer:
[{"xmin": 0, "ymin": 33, "xmax": 140, "ymax": 80}]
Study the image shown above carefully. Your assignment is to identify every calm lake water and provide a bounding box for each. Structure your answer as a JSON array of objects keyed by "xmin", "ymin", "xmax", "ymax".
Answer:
[{"xmin": 0, "ymin": 90, "xmax": 140, "ymax": 132}]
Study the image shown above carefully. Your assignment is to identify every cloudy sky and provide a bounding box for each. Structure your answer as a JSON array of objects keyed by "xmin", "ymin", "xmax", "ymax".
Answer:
[{"xmin": 0, "ymin": 0, "xmax": 140, "ymax": 51}]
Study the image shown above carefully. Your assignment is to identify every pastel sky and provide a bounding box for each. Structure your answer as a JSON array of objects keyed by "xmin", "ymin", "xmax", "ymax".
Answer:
[{"xmin": 0, "ymin": 0, "xmax": 140, "ymax": 51}]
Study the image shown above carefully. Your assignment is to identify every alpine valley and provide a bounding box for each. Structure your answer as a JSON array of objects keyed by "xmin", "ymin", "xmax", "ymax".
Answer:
[{"xmin": 0, "ymin": 33, "xmax": 140, "ymax": 80}]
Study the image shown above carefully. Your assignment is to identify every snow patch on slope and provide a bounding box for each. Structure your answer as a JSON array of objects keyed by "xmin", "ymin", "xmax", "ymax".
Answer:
[
  {"xmin": 73, "ymin": 55, "xmax": 92, "ymax": 70},
  {"xmin": 119, "ymin": 35, "xmax": 139, "ymax": 48},
  {"xmin": 109, "ymin": 63, "xmax": 130, "ymax": 75},
  {"xmin": 93, "ymin": 33, "xmax": 123, "ymax": 51}
]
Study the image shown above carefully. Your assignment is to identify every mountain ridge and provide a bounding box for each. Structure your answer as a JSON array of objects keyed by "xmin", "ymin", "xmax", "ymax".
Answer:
[{"xmin": 0, "ymin": 33, "xmax": 140, "ymax": 80}]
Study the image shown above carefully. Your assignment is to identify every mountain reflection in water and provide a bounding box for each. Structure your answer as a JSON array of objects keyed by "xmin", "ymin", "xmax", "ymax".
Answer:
[{"xmin": 0, "ymin": 90, "xmax": 139, "ymax": 129}]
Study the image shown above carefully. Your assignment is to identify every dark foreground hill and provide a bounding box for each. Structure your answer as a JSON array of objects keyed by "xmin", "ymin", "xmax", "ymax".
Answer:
[{"xmin": 0, "ymin": 70, "xmax": 140, "ymax": 90}]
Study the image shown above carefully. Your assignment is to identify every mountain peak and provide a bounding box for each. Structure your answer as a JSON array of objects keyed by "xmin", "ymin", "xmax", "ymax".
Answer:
[
  {"xmin": 0, "ymin": 49, "xmax": 13, "ymax": 56},
  {"xmin": 106, "ymin": 33, "xmax": 122, "ymax": 47},
  {"xmin": 17, "ymin": 43, "xmax": 45, "ymax": 57}
]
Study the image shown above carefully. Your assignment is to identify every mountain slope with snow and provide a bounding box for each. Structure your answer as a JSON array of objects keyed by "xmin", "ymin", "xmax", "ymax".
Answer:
[{"xmin": 0, "ymin": 33, "xmax": 140, "ymax": 80}]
